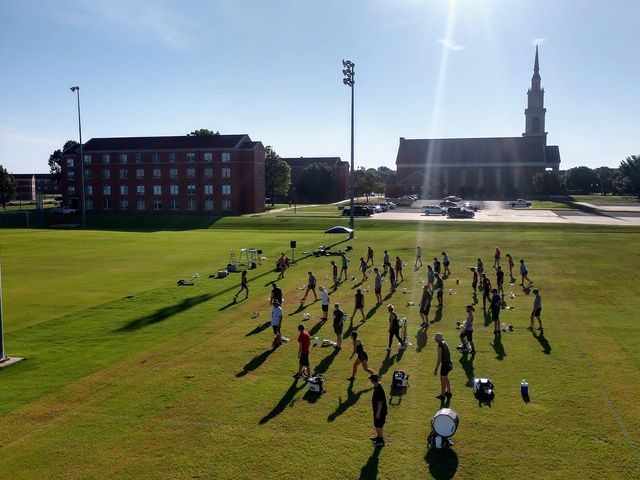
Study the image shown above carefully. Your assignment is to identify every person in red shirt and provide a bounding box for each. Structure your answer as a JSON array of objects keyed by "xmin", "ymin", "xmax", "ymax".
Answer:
[{"xmin": 294, "ymin": 324, "xmax": 311, "ymax": 379}]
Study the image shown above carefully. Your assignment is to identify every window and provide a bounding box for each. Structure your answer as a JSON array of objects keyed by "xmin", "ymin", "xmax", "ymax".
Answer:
[
  {"xmin": 205, "ymin": 199, "xmax": 214, "ymax": 211},
  {"xmin": 170, "ymin": 198, "xmax": 179, "ymax": 210},
  {"xmin": 102, "ymin": 154, "xmax": 111, "ymax": 164},
  {"xmin": 84, "ymin": 169, "xmax": 92, "ymax": 179},
  {"xmin": 170, "ymin": 185, "xmax": 179, "ymax": 195},
  {"xmin": 204, "ymin": 184, "xmax": 214, "ymax": 195},
  {"xmin": 532, "ymin": 116, "xmax": 540, "ymax": 133},
  {"xmin": 153, "ymin": 168, "xmax": 161, "ymax": 178},
  {"xmin": 186, "ymin": 152, "xmax": 196, "ymax": 163},
  {"xmin": 120, "ymin": 185, "xmax": 128, "ymax": 195},
  {"xmin": 103, "ymin": 198, "xmax": 111, "ymax": 210},
  {"xmin": 222, "ymin": 199, "xmax": 231, "ymax": 211},
  {"xmin": 169, "ymin": 152, "xmax": 177, "ymax": 163},
  {"xmin": 103, "ymin": 169, "xmax": 111, "ymax": 179},
  {"xmin": 119, "ymin": 153, "xmax": 128, "ymax": 164},
  {"xmin": 186, "ymin": 168, "xmax": 196, "ymax": 178},
  {"xmin": 154, "ymin": 199, "xmax": 162, "ymax": 210},
  {"xmin": 103, "ymin": 185, "xmax": 112, "ymax": 195},
  {"xmin": 513, "ymin": 170, "xmax": 520, "ymax": 188},
  {"xmin": 136, "ymin": 185, "xmax": 145, "ymax": 195},
  {"xmin": 152, "ymin": 152, "xmax": 160, "ymax": 163},
  {"xmin": 187, "ymin": 184, "xmax": 196, "ymax": 195},
  {"xmin": 136, "ymin": 169, "xmax": 144, "ymax": 179},
  {"xmin": 221, "ymin": 167, "xmax": 231, "ymax": 178},
  {"xmin": 204, "ymin": 152, "xmax": 213, "ymax": 162},
  {"xmin": 137, "ymin": 199, "xmax": 145, "ymax": 211},
  {"xmin": 120, "ymin": 169, "xmax": 128, "ymax": 179},
  {"xmin": 204, "ymin": 167, "xmax": 213, "ymax": 178},
  {"xmin": 477, "ymin": 168, "xmax": 484, "ymax": 188},
  {"xmin": 83, "ymin": 154, "xmax": 92, "ymax": 164},
  {"xmin": 187, "ymin": 198, "xmax": 196, "ymax": 211},
  {"xmin": 135, "ymin": 152, "xmax": 144, "ymax": 163},
  {"xmin": 66, "ymin": 158, "xmax": 74, "ymax": 167},
  {"xmin": 67, "ymin": 171, "xmax": 75, "ymax": 180},
  {"xmin": 85, "ymin": 185, "xmax": 93, "ymax": 195},
  {"xmin": 85, "ymin": 199, "xmax": 93, "ymax": 210},
  {"xmin": 120, "ymin": 199, "xmax": 129, "ymax": 210},
  {"xmin": 496, "ymin": 169, "xmax": 502, "ymax": 188},
  {"xmin": 460, "ymin": 169, "xmax": 467, "ymax": 187},
  {"xmin": 169, "ymin": 168, "xmax": 178, "ymax": 178},
  {"xmin": 222, "ymin": 152, "xmax": 231, "ymax": 163},
  {"xmin": 222, "ymin": 184, "xmax": 231, "ymax": 195},
  {"xmin": 68, "ymin": 186, "xmax": 75, "ymax": 195},
  {"xmin": 153, "ymin": 185, "xmax": 162, "ymax": 195}
]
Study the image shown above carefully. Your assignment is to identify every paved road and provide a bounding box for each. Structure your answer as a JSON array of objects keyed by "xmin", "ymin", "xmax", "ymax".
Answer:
[{"xmin": 380, "ymin": 206, "xmax": 640, "ymax": 226}]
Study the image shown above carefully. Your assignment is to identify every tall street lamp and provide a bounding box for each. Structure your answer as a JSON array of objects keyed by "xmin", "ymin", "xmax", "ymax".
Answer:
[
  {"xmin": 70, "ymin": 86, "xmax": 86, "ymax": 229},
  {"xmin": 342, "ymin": 60, "xmax": 355, "ymax": 239}
]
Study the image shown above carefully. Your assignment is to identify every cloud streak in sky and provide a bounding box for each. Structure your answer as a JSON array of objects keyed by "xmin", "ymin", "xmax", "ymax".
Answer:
[{"xmin": 437, "ymin": 38, "xmax": 465, "ymax": 51}]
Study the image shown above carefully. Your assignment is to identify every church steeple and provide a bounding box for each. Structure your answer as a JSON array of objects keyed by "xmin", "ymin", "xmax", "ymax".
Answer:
[{"xmin": 523, "ymin": 45, "xmax": 546, "ymax": 137}]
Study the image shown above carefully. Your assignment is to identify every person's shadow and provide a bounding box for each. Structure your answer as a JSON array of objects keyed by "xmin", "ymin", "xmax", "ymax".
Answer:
[
  {"xmin": 483, "ymin": 310, "xmax": 491, "ymax": 327},
  {"xmin": 288, "ymin": 302, "xmax": 311, "ymax": 316},
  {"xmin": 472, "ymin": 292, "xmax": 478, "ymax": 305},
  {"xmin": 378, "ymin": 349, "xmax": 405, "ymax": 377},
  {"xmin": 424, "ymin": 447, "xmax": 459, "ymax": 479},
  {"xmin": 459, "ymin": 351, "xmax": 476, "ymax": 387},
  {"xmin": 259, "ymin": 379, "xmax": 305, "ymax": 424},
  {"xmin": 236, "ymin": 348, "xmax": 276, "ymax": 377},
  {"xmin": 245, "ymin": 321, "xmax": 270, "ymax": 337},
  {"xmin": 533, "ymin": 331, "xmax": 552, "ymax": 354},
  {"xmin": 327, "ymin": 382, "xmax": 373, "ymax": 422},
  {"xmin": 359, "ymin": 445, "xmax": 383, "ymax": 479},
  {"xmin": 308, "ymin": 319, "xmax": 326, "ymax": 336},
  {"xmin": 365, "ymin": 304, "xmax": 380, "ymax": 320},
  {"xmin": 491, "ymin": 334, "xmax": 506, "ymax": 360},
  {"xmin": 314, "ymin": 349, "xmax": 339, "ymax": 375},
  {"xmin": 416, "ymin": 326, "xmax": 428, "ymax": 353},
  {"xmin": 432, "ymin": 306, "xmax": 443, "ymax": 324}
]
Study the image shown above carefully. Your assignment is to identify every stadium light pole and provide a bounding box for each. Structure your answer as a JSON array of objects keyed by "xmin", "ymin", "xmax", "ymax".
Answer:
[
  {"xmin": 70, "ymin": 86, "xmax": 86, "ymax": 229},
  {"xmin": 342, "ymin": 59, "xmax": 355, "ymax": 239},
  {"xmin": 0, "ymin": 255, "xmax": 6, "ymax": 363}
]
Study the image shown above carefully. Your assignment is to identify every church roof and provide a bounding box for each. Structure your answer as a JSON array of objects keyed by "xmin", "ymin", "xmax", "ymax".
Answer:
[{"xmin": 395, "ymin": 136, "xmax": 559, "ymax": 166}]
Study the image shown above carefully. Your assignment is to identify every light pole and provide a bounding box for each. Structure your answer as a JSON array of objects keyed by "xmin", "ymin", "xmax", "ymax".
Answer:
[
  {"xmin": 342, "ymin": 59, "xmax": 355, "ymax": 239},
  {"xmin": 0, "ymin": 254, "xmax": 6, "ymax": 362},
  {"xmin": 70, "ymin": 86, "xmax": 86, "ymax": 229}
]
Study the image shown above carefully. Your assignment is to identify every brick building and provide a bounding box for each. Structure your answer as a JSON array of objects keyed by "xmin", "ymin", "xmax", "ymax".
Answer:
[
  {"xmin": 11, "ymin": 174, "xmax": 58, "ymax": 202},
  {"xmin": 281, "ymin": 156, "xmax": 349, "ymax": 203},
  {"xmin": 394, "ymin": 47, "xmax": 561, "ymax": 199},
  {"xmin": 60, "ymin": 134, "xmax": 265, "ymax": 215}
]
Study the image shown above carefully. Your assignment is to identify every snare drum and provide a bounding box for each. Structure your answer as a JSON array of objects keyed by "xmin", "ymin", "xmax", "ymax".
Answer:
[{"xmin": 431, "ymin": 408, "xmax": 459, "ymax": 437}]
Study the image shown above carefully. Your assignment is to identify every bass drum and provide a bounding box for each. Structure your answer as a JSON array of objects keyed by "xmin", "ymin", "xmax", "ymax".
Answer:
[{"xmin": 431, "ymin": 408, "xmax": 459, "ymax": 437}]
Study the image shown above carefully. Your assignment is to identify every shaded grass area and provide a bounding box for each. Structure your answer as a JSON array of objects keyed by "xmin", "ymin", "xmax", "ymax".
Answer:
[{"xmin": 1, "ymin": 222, "xmax": 640, "ymax": 478}]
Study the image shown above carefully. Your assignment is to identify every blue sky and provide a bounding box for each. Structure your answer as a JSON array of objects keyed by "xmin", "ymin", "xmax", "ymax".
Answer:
[{"xmin": 1, "ymin": 0, "xmax": 638, "ymax": 174}]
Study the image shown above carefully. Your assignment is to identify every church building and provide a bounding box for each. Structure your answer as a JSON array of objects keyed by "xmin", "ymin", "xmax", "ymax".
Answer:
[{"xmin": 394, "ymin": 47, "xmax": 561, "ymax": 199}]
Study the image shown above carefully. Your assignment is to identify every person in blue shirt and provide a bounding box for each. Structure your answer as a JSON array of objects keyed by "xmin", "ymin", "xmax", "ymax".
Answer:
[{"xmin": 519, "ymin": 259, "xmax": 532, "ymax": 286}]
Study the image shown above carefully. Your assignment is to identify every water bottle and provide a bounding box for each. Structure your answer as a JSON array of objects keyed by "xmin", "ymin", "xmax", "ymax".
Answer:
[
  {"xmin": 407, "ymin": 301, "xmax": 414, "ymax": 306},
  {"xmin": 313, "ymin": 336, "xmax": 319, "ymax": 346},
  {"xmin": 448, "ymin": 288, "xmax": 452, "ymax": 295},
  {"xmin": 501, "ymin": 322, "xmax": 507, "ymax": 331},
  {"xmin": 521, "ymin": 379, "xmax": 528, "ymax": 395}
]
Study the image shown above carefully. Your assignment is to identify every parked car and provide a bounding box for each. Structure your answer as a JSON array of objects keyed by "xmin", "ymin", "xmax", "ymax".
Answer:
[
  {"xmin": 342, "ymin": 205, "xmax": 373, "ymax": 217},
  {"xmin": 447, "ymin": 207, "xmax": 475, "ymax": 219},
  {"xmin": 51, "ymin": 206, "xmax": 79, "ymax": 215},
  {"xmin": 507, "ymin": 199, "xmax": 532, "ymax": 208},
  {"xmin": 384, "ymin": 202, "xmax": 397, "ymax": 210},
  {"xmin": 373, "ymin": 204, "xmax": 388, "ymax": 212},
  {"xmin": 439, "ymin": 200, "xmax": 459, "ymax": 208},
  {"xmin": 443, "ymin": 196, "xmax": 462, "ymax": 203},
  {"xmin": 421, "ymin": 205, "xmax": 446, "ymax": 216}
]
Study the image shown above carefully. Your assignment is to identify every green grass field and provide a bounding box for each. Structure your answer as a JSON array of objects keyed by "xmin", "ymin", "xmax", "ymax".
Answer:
[{"xmin": 1, "ymin": 219, "xmax": 639, "ymax": 479}]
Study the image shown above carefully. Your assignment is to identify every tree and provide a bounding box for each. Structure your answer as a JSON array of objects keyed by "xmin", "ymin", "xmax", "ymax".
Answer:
[
  {"xmin": 532, "ymin": 172, "xmax": 563, "ymax": 195},
  {"xmin": 562, "ymin": 166, "xmax": 600, "ymax": 195},
  {"xmin": 48, "ymin": 140, "xmax": 78, "ymax": 183},
  {"xmin": 187, "ymin": 129, "xmax": 219, "ymax": 136},
  {"xmin": 619, "ymin": 155, "xmax": 640, "ymax": 197},
  {"xmin": 296, "ymin": 162, "xmax": 335, "ymax": 203},
  {"xmin": 264, "ymin": 147, "xmax": 291, "ymax": 205},
  {"xmin": 594, "ymin": 167, "xmax": 615, "ymax": 195},
  {"xmin": 354, "ymin": 168, "xmax": 385, "ymax": 201},
  {"xmin": 0, "ymin": 165, "xmax": 16, "ymax": 209}
]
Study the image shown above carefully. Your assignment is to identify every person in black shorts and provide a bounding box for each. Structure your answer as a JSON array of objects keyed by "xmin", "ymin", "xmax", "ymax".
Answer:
[
  {"xmin": 270, "ymin": 283, "xmax": 283, "ymax": 306},
  {"xmin": 234, "ymin": 270, "xmax": 249, "ymax": 301},
  {"xmin": 433, "ymin": 332, "xmax": 452, "ymax": 399},
  {"xmin": 352, "ymin": 288, "xmax": 365, "ymax": 322},
  {"xmin": 481, "ymin": 273, "xmax": 492, "ymax": 310},
  {"xmin": 333, "ymin": 303, "xmax": 345, "ymax": 349},
  {"xmin": 369, "ymin": 374, "xmax": 387, "ymax": 446},
  {"xmin": 490, "ymin": 288, "xmax": 502, "ymax": 334},
  {"xmin": 348, "ymin": 332, "xmax": 375, "ymax": 381},
  {"xmin": 419, "ymin": 284, "xmax": 433, "ymax": 327},
  {"xmin": 433, "ymin": 257, "xmax": 441, "ymax": 275},
  {"xmin": 386, "ymin": 304, "xmax": 403, "ymax": 351}
]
